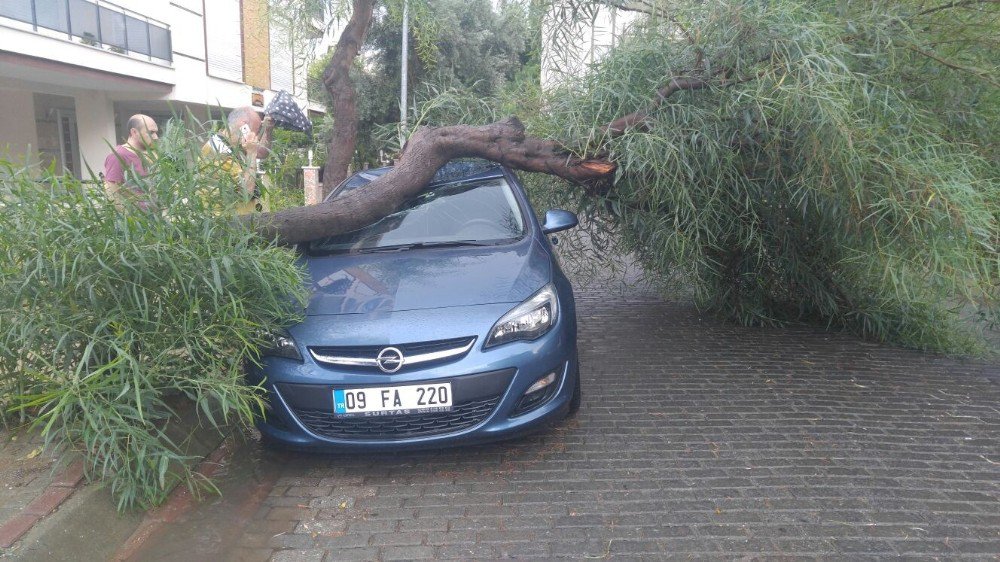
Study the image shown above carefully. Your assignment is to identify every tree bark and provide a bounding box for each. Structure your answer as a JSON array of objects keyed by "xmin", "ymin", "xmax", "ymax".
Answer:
[
  {"xmin": 248, "ymin": 117, "xmax": 615, "ymax": 245},
  {"xmin": 253, "ymin": 20, "xmax": 758, "ymax": 247},
  {"xmin": 321, "ymin": 0, "xmax": 376, "ymax": 195}
]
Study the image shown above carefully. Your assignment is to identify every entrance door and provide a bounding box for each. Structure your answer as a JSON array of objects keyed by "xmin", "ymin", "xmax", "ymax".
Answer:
[
  {"xmin": 56, "ymin": 109, "xmax": 81, "ymax": 179},
  {"xmin": 33, "ymin": 93, "xmax": 81, "ymax": 179}
]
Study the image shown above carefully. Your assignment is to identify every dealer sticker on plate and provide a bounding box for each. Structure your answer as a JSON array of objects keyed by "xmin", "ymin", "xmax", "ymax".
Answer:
[{"xmin": 333, "ymin": 383, "xmax": 453, "ymax": 417}]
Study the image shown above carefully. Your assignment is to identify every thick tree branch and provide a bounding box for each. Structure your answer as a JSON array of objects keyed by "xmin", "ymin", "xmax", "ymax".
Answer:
[
  {"xmin": 258, "ymin": 9, "xmax": 782, "ymax": 247},
  {"xmin": 603, "ymin": 77, "xmax": 712, "ymax": 135},
  {"xmin": 252, "ymin": 51, "xmax": 778, "ymax": 245},
  {"xmin": 248, "ymin": 118, "xmax": 615, "ymax": 245},
  {"xmin": 603, "ymin": 58, "xmax": 770, "ymax": 136}
]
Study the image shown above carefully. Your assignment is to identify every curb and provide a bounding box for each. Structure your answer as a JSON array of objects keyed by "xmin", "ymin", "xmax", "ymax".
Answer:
[
  {"xmin": 111, "ymin": 435, "xmax": 236, "ymax": 561},
  {"xmin": 0, "ymin": 460, "xmax": 85, "ymax": 548}
]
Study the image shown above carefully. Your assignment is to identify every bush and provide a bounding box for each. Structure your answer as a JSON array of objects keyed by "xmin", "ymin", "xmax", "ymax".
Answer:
[
  {"xmin": 261, "ymin": 127, "xmax": 324, "ymax": 197},
  {"xmin": 0, "ymin": 120, "xmax": 308, "ymax": 511}
]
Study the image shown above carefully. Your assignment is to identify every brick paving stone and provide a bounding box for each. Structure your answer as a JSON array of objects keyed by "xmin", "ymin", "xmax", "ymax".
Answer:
[
  {"xmin": 133, "ymin": 281, "xmax": 999, "ymax": 560},
  {"xmin": 424, "ymin": 530, "xmax": 478, "ymax": 545},
  {"xmin": 0, "ymin": 514, "xmax": 39, "ymax": 549},
  {"xmin": 269, "ymin": 533, "xmax": 319, "ymax": 550},
  {"xmin": 369, "ymin": 531, "xmax": 425, "ymax": 546},
  {"xmin": 321, "ymin": 547, "xmax": 380, "ymax": 561},
  {"xmin": 225, "ymin": 547, "xmax": 273, "ymax": 562},
  {"xmin": 381, "ymin": 545, "xmax": 436, "ymax": 560},
  {"xmin": 295, "ymin": 519, "xmax": 347, "ymax": 536},
  {"xmin": 284, "ymin": 486, "xmax": 334, "ymax": 498},
  {"xmin": 310, "ymin": 534, "xmax": 371, "ymax": 549},
  {"xmin": 496, "ymin": 542, "xmax": 550, "ymax": 558},
  {"xmin": 397, "ymin": 517, "xmax": 449, "ymax": 532},
  {"xmin": 270, "ymin": 549, "xmax": 325, "ymax": 562},
  {"xmin": 434, "ymin": 543, "xmax": 498, "ymax": 559}
]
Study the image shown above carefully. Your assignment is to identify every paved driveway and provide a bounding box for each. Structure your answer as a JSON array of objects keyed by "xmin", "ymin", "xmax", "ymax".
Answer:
[{"xmin": 132, "ymin": 288, "xmax": 999, "ymax": 561}]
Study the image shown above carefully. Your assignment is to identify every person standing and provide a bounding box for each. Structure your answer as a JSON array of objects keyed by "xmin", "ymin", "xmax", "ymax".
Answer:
[
  {"xmin": 103, "ymin": 114, "xmax": 158, "ymax": 210},
  {"xmin": 201, "ymin": 107, "xmax": 271, "ymax": 214}
]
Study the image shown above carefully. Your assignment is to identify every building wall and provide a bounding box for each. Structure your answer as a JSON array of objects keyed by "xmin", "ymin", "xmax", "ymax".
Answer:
[
  {"xmin": 269, "ymin": 20, "xmax": 295, "ymax": 94},
  {"xmin": 541, "ymin": 6, "xmax": 640, "ymax": 87},
  {"xmin": 170, "ymin": 3, "xmax": 207, "ymax": 62},
  {"xmin": 0, "ymin": 89, "xmax": 39, "ymax": 165},
  {"xmin": 0, "ymin": 23, "xmax": 176, "ymax": 86},
  {"xmin": 204, "ymin": 0, "xmax": 244, "ymax": 83},
  {"xmin": 32, "ymin": 93, "xmax": 79, "ymax": 176},
  {"xmin": 107, "ymin": 0, "xmax": 171, "ymax": 24},
  {"xmin": 242, "ymin": 0, "xmax": 271, "ymax": 90},
  {"xmin": 170, "ymin": 56, "xmax": 251, "ymax": 110},
  {"xmin": 74, "ymin": 91, "xmax": 118, "ymax": 175},
  {"xmin": 0, "ymin": 0, "xmax": 329, "ymax": 178}
]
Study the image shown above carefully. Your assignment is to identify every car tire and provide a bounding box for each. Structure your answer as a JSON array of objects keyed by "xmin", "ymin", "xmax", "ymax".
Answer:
[{"xmin": 568, "ymin": 361, "xmax": 582, "ymax": 416}]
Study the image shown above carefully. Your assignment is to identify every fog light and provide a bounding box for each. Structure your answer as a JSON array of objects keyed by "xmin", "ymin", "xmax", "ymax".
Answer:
[
  {"xmin": 511, "ymin": 371, "xmax": 560, "ymax": 417},
  {"xmin": 524, "ymin": 372, "xmax": 557, "ymax": 395}
]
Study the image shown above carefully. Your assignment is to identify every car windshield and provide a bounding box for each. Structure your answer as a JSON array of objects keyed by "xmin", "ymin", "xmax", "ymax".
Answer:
[{"xmin": 307, "ymin": 177, "xmax": 526, "ymax": 255}]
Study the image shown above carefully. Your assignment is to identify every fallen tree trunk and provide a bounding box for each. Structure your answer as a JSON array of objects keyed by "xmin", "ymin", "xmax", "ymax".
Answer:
[
  {"xmin": 254, "ymin": 0, "xmax": 768, "ymax": 247},
  {"xmin": 248, "ymin": 117, "xmax": 616, "ymax": 245}
]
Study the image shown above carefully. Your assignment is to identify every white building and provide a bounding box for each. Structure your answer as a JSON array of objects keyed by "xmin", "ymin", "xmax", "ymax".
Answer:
[
  {"xmin": 541, "ymin": 4, "xmax": 641, "ymax": 87},
  {"xmin": 0, "ymin": 0, "xmax": 329, "ymax": 179}
]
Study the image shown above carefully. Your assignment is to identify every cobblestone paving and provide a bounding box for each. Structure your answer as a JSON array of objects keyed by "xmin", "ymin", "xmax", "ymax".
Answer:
[
  {"xmin": 0, "ymin": 428, "xmax": 59, "ymax": 526},
  {"xmin": 137, "ymin": 287, "xmax": 999, "ymax": 561}
]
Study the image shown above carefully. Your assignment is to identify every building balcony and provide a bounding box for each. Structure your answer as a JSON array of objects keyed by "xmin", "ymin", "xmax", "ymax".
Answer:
[{"xmin": 1, "ymin": 0, "xmax": 171, "ymax": 64}]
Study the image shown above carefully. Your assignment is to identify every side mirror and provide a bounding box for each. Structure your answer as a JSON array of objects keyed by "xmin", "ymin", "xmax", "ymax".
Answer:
[{"xmin": 541, "ymin": 209, "xmax": 578, "ymax": 235}]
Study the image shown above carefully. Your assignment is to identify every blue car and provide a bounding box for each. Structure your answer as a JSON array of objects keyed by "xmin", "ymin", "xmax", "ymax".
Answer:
[{"xmin": 248, "ymin": 160, "xmax": 581, "ymax": 451}]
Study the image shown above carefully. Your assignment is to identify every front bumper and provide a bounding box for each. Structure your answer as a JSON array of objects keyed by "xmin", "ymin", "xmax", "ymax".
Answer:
[{"xmin": 247, "ymin": 311, "xmax": 578, "ymax": 452}]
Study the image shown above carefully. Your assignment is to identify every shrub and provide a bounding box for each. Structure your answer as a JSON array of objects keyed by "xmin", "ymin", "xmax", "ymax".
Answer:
[{"xmin": 0, "ymin": 120, "xmax": 308, "ymax": 510}]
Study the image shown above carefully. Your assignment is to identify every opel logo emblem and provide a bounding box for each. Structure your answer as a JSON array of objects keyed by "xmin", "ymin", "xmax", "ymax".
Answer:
[{"xmin": 376, "ymin": 347, "xmax": 404, "ymax": 373}]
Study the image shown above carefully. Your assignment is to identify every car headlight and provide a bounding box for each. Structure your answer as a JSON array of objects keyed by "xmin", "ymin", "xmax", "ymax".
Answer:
[
  {"xmin": 263, "ymin": 329, "xmax": 303, "ymax": 361},
  {"xmin": 485, "ymin": 284, "xmax": 559, "ymax": 349}
]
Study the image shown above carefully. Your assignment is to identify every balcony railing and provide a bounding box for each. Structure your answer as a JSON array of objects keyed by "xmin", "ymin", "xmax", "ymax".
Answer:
[{"xmin": 0, "ymin": 0, "xmax": 172, "ymax": 63}]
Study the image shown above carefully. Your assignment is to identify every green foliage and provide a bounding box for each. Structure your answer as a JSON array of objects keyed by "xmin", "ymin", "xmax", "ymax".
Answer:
[
  {"xmin": 0, "ymin": 120, "xmax": 308, "ymax": 510},
  {"xmin": 408, "ymin": 0, "xmax": 999, "ymax": 354},
  {"xmin": 262, "ymin": 127, "xmax": 323, "ymax": 209},
  {"xmin": 383, "ymin": 0, "xmax": 439, "ymax": 67},
  {"xmin": 553, "ymin": 0, "xmax": 999, "ymax": 353},
  {"xmin": 308, "ymin": 50, "xmax": 334, "ymax": 108},
  {"xmin": 349, "ymin": 0, "xmax": 533, "ymax": 166}
]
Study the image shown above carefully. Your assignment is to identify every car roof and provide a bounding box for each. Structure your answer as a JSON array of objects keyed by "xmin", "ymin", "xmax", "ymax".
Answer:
[{"xmin": 326, "ymin": 159, "xmax": 507, "ymax": 202}]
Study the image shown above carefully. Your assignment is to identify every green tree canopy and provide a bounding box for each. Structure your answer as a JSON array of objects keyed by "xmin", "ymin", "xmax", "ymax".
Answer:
[
  {"xmin": 392, "ymin": 0, "xmax": 999, "ymax": 353},
  {"xmin": 348, "ymin": 0, "xmax": 533, "ymax": 164}
]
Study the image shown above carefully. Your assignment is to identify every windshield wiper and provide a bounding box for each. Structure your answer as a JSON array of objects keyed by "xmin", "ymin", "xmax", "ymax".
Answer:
[{"xmin": 357, "ymin": 240, "xmax": 503, "ymax": 253}]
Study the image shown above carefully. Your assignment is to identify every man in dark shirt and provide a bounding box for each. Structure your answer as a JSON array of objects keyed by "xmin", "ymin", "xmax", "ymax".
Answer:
[{"xmin": 103, "ymin": 114, "xmax": 158, "ymax": 210}]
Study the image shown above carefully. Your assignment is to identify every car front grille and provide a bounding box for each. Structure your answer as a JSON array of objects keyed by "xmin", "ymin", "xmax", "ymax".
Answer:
[
  {"xmin": 308, "ymin": 336, "xmax": 476, "ymax": 372},
  {"xmin": 290, "ymin": 395, "xmax": 501, "ymax": 440}
]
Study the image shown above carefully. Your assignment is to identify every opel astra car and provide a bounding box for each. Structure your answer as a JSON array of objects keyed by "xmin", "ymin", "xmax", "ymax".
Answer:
[{"xmin": 247, "ymin": 160, "xmax": 581, "ymax": 451}]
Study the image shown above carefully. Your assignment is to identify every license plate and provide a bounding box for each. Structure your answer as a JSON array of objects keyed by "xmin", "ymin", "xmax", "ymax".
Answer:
[{"xmin": 333, "ymin": 383, "xmax": 453, "ymax": 417}]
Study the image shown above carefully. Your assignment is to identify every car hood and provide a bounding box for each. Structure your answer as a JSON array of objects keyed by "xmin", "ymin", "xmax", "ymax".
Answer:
[{"xmin": 304, "ymin": 238, "xmax": 551, "ymax": 316}]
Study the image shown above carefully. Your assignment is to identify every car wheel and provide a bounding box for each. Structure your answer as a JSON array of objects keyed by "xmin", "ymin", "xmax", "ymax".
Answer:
[{"xmin": 568, "ymin": 361, "xmax": 582, "ymax": 416}]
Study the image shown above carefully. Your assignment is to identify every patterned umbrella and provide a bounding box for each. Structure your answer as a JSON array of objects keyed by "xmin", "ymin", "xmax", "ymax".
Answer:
[{"xmin": 265, "ymin": 90, "xmax": 313, "ymax": 135}]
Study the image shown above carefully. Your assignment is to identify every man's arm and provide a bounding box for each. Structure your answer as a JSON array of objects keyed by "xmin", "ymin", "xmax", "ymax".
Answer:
[
  {"xmin": 237, "ymin": 119, "xmax": 274, "ymax": 198},
  {"xmin": 236, "ymin": 131, "xmax": 260, "ymax": 198},
  {"xmin": 257, "ymin": 116, "xmax": 275, "ymax": 160}
]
